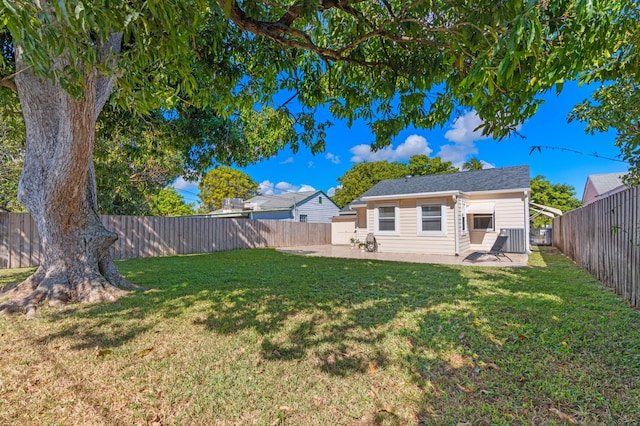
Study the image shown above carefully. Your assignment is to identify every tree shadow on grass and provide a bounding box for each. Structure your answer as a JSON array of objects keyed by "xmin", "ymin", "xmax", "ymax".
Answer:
[
  {"xmin": 408, "ymin": 247, "xmax": 640, "ymax": 424},
  {"xmin": 17, "ymin": 249, "xmax": 471, "ymax": 377}
]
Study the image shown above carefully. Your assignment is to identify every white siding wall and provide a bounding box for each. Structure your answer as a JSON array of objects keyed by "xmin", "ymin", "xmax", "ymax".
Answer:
[
  {"xmin": 368, "ymin": 197, "xmax": 457, "ymax": 255},
  {"xmin": 363, "ymin": 191, "xmax": 527, "ymax": 255},
  {"xmin": 468, "ymin": 193, "xmax": 527, "ymax": 251},
  {"xmin": 296, "ymin": 193, "xmax": 340, "ymax": 223}
]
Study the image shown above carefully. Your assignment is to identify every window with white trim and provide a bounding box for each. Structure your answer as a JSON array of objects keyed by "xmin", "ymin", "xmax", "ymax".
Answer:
[
  {"xmin": 472, "ymin": 214, "xmax": 494, "ymax": 231},
  {"xmin": 461, "ymin": 203, "xmax": 467, "ymax": 235},
  {"xmin": 417, "ymin": 203, "xmax": 446, "ymax": 236},
  {"xmin": 376, "ymin": 205, "xmax": 398, "ymax": 233}
]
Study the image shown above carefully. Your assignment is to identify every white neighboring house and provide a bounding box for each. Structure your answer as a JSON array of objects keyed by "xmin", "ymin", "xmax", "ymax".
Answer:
[
  {"xmin": 582, "ymin": 172, "xmax": 627, "ymax": 205},
  {"xmin": 208, "ymin": 190, "xmax": 339, "ymax": 224}
]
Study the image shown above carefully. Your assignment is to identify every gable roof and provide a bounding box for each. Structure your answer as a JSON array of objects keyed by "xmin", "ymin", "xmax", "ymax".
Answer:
[
  {"xmin": 585, "ymin": 172, "xmax": 625, "ymax": 195},
  {"xmin": 359, "ymin": 165, "xmax": 530, "ymax": 200},
  {"xmin": 246, "ymin": 190, "xmax": 335, "ymax": 211}
]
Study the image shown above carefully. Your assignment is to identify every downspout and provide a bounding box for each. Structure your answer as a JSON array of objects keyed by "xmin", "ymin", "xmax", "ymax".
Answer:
[
  {"xmin": 524, "ymin": 190, "xmax": 531, "ymax": 253},
  {"xmin": 453, "ymin": 194, "xmax": 460, "ymax": 256}
]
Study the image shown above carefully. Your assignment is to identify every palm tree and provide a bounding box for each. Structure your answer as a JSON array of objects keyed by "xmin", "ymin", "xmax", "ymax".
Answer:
[{"xmin": 462, "ymin": 157, "xmax": 484, "ymax": 171}]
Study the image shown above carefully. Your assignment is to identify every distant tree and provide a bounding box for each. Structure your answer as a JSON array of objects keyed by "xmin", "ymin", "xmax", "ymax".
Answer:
[
  {"xmin": 1, "ymin": 0, "xmax": 632, "ymax": 312},
  {"xmin": 530, "ymin": 175, "xmax": 582, "ymax": 227},
  {"xmin": 149, "ymin": 188, "xmax": 195, "ymax": 217},
  {"xmin": 0, "ymin": 92, "xmax": 25, "ymax": 212},
  {"xmin": 408, "ymin": 155, "xmax": 459, "ymax": 176},
  {"xmin": 332, "ymin": 161, "xmax": 409, "ymax": 208},
  {"xmin": 94, "ymin": 105, "xmax": 186, "ymax": 215},
  {"xmin": 198, "ymin": 167, "xmax": 259, "ymax": 213},
  {"xmin": 462, "ymin": 158, "xmax": 484, "ymax": 171}
]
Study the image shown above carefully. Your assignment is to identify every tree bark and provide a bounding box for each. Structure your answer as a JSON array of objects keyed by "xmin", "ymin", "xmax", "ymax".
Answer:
[{"xmin": 0, "ymin": 38, "xmax": 138, "ymax": 316}]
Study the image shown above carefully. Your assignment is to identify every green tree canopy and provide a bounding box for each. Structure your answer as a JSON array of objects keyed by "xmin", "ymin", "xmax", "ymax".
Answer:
[
  {"xmin": 567, "ymin": 3, "xmax": 640, "ymax": 185},
  {"xmin": 0, "ymin": 92, "xmax": 25, "ymax": 212},
  {"xmin": 1, "ymin": 0, "xmax": 636, "ymax": 312},
  {"xmin": 198, "ymin": 167, "xmax": 259, "ymax": 213},
  {"xmin": 332, "ymin": 155, "xmax": 458, "ymax": 208},
  {"xmin": 530, "ymin": 175, "xmax": 582, "ymax": 227},
  {"xmin": 149, "ymin": 188, "xmax": 195, "ymax": 217},
  {"xmin": 408, "ymin": 155, "xmax": 459, "ymax": 176},
  {"xmin": 462, "ymin": 158, "xmax": 485, "ymax": 171}
]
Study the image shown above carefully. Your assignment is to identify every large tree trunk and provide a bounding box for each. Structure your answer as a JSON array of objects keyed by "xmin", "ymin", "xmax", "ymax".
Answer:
[{"xmin": 0, "ymin": 37, "xmax": 138, "ymax": 316}]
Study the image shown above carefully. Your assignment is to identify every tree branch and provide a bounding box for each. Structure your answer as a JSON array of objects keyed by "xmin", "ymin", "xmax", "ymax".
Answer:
[
  {"xmin": 218, "ymin": 0, "xmax": 447, "ymax": 68},
  {"xmin": 94, "ymin": 32, "xmax": 123, "ymax": 119}
]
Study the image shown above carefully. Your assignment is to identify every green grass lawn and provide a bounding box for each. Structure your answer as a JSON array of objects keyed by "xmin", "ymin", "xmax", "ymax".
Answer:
[{"xmin": 0, "ymin": 247, "xmax": 638, "ymax": 425}]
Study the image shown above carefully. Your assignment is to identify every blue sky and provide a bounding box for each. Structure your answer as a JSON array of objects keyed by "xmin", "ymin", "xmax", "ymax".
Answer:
[{"xmin": 174, "ymin": 81, "xmax": 628, "ymax": 206}]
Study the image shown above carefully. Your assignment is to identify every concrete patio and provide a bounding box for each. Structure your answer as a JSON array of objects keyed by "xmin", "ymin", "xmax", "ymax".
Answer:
[{"xmin": 276, "ymin": 244, "xmax": 529, "ymax": 267}]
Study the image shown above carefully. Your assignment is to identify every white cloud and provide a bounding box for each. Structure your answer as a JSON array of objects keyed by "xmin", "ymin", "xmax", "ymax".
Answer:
[
  {"xmin": 258, "ymin": 180, "xmax": 275, "ymax": 195},
  {"xmin": 279, "ymin": 157, "xmax": 294, "ymax": 164},
  {"xmin": 444, "ymin": 111, "xmax": 489, "ymax": 144},
  {"xmin": 307, "ymin": 161, "xmax": 315, "ymax": 168},
  {"xmin": 264, "ymin": 181, "xmax": 318, "ymax": 194},
  {"xmin": 327, "ymin": 186, "xmax": 341, "ymax": 196},
  {"xmin": 437, "ymin": 111, "xmax": 494, "ymax": 168},
  {"xmin": 437, "ymin": 143, "xmax": 479, "ymax": 168},
  {"xmin": 480, "ymin": 160, "xmax": 495, "ymax": 169},
  {"xmin": 172, "ymin": 176, "xmax": 199, "ymax": 191},
  {"xmin": 350, "ymin": 134, "xmax": 432, "ymax": 163},
  {"xmin": 325, "ymin": 152, "xmax": 341, "ymax": 164},
  {"xmin": 275, "ymin": 181, "xmax": 298, "ymax": 192}
]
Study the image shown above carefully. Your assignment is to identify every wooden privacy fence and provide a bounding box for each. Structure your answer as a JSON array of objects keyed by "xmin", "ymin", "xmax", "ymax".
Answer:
[
  {"xmin": 0, "ymin": 213, "xmax": 331, "ymax": 269},
  {"xmin": 553, "ymin": 185, "xmax": 639, "ymax": 308}
]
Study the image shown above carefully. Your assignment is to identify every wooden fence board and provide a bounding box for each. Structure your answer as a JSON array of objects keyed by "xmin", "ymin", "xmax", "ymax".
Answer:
[
  {"xmin": 0, "ymin": 214, "xmax": 332, "ymax": 269},
  {"xmin": 554, "ymin": 186, "xmax": 638, "ymax": 308}
]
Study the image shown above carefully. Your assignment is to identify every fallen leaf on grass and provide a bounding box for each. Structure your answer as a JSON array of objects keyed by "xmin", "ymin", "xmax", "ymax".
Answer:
[
  {"xmin": 456, "ymin": 423, "xmax": 472, "ymax": 426},
  {"xmin": 369, "ymin": 362, "xmax": 376, "ymax": 374},
  {"xmin": 518, "ymin": 334, "xmax": 527, "ymax": 340},
  {"xmin": 137, "ymin": 347, "xmax": 154, "ymax": 357},
  {"xmin": 472, "ymin": 320, "xmax": 482, "ymax": 326},
  {"xmin": 278, "ymin": 405, "xmax": 292, "ymax": 411},
  {"xmin": 456, "ymin": 383, "xmax": 473, "ymax": 394},
  {"xmin": 488, "ymin": 335, "xmax": 503, "ymax": 347},
  {"xmin": 561, "ymin": 341, "xmax": 570, "ymax": 348},
  {"xmin": 478, "ymin": 361, "xmax": 501, "ymax": 371},
  {"xmin": 96, "ymin": 349, "xmax": 112, "ymax": 358},
  {"xmin": 378, "ymin": 407, "xmax": 399, "ymax": 417},
  {"xmin": 549, "ymin": 408, "xmax": 578, "ymax": 424}
]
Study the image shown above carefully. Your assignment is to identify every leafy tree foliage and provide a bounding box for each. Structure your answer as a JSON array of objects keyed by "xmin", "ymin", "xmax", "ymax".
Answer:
[
  {"xmin": 198, "ymin": 167, "xmax": 259, "ymax": 213},
  {"xmin": 0, "ymin": 0, "xmax": 634, "ymax": 312},
  {"xmin": 407, "ymin": 155, "xmax": 458, "ymax": 176},
  {"xmin": 530, "ymin": 175, "xmax": 582, "ymax": 227},
  {"xmin": 149, "ymin": 188, "xmax": 195, "ymax": 217},
  {"xmin": 462, "ymin": 158, "xmax": 485, "ymax": 171},
  {"xmin": 0, "ymin": 92, "xmax": 25, "ymax": 211},
  {"xmin": 567, "ymin": 3, "xmax": 640, "ymax": 186},
  {"xmin": 332, "ymin": 155, "xmax": 457, "ymax": 208}
]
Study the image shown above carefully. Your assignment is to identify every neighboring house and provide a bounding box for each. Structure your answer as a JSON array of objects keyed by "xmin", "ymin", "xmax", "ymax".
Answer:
[
  {"xmin": 582, "ymin": 172, "xmax": 627, "ymax": 205},
  {"xmin": 208, "ymin": 190, "xmax": 339, "ymax": 223},
  {"xmin": 339, "ymin": 165, "xmax": 531, "ymax": 255}
]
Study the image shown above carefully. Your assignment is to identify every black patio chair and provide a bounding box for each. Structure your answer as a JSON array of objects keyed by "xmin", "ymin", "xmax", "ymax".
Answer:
[
  {"xmin": 365, "ymin": 233, "xmax": 378, "ymax": 252},
  {"xmin": 463, "ymin": 235, "xmax": 512, "ymax": 262}
]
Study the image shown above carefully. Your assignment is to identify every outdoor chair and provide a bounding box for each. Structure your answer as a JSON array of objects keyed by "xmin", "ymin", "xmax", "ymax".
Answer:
[
  {"xmin": 463, "ymin": 235, "xmax": 512, "ymax": 262},
  {"xmin": 365, "ymin": 233, "xmax": 378, "ymax": 252}
]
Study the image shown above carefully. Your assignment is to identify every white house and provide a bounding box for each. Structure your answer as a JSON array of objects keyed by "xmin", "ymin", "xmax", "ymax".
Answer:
[
  {"xmin": 333, "ymin": 165, "xmax": 531, "ymax": 255},
  {"xmin": 209, "ymin": 190, "xmax": 339, "ymax": 223}
]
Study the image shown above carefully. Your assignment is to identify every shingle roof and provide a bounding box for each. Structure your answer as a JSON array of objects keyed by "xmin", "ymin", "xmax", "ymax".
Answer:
[
  {"xmin": 359, "ymin": 165, "xmax": 530, "ymax": 198},
  {"xmin": 246, "ymin": 190, "xmax": 322, "ymax": 211},
  {"xmin": 587, "ymin": 172, "xmax": 625, "ymax": 195}
]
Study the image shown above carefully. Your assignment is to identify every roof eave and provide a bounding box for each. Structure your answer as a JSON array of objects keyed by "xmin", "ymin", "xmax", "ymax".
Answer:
[{"xmin": 361, "ymin": 190, "xmax": 461, "ymax": 201}]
